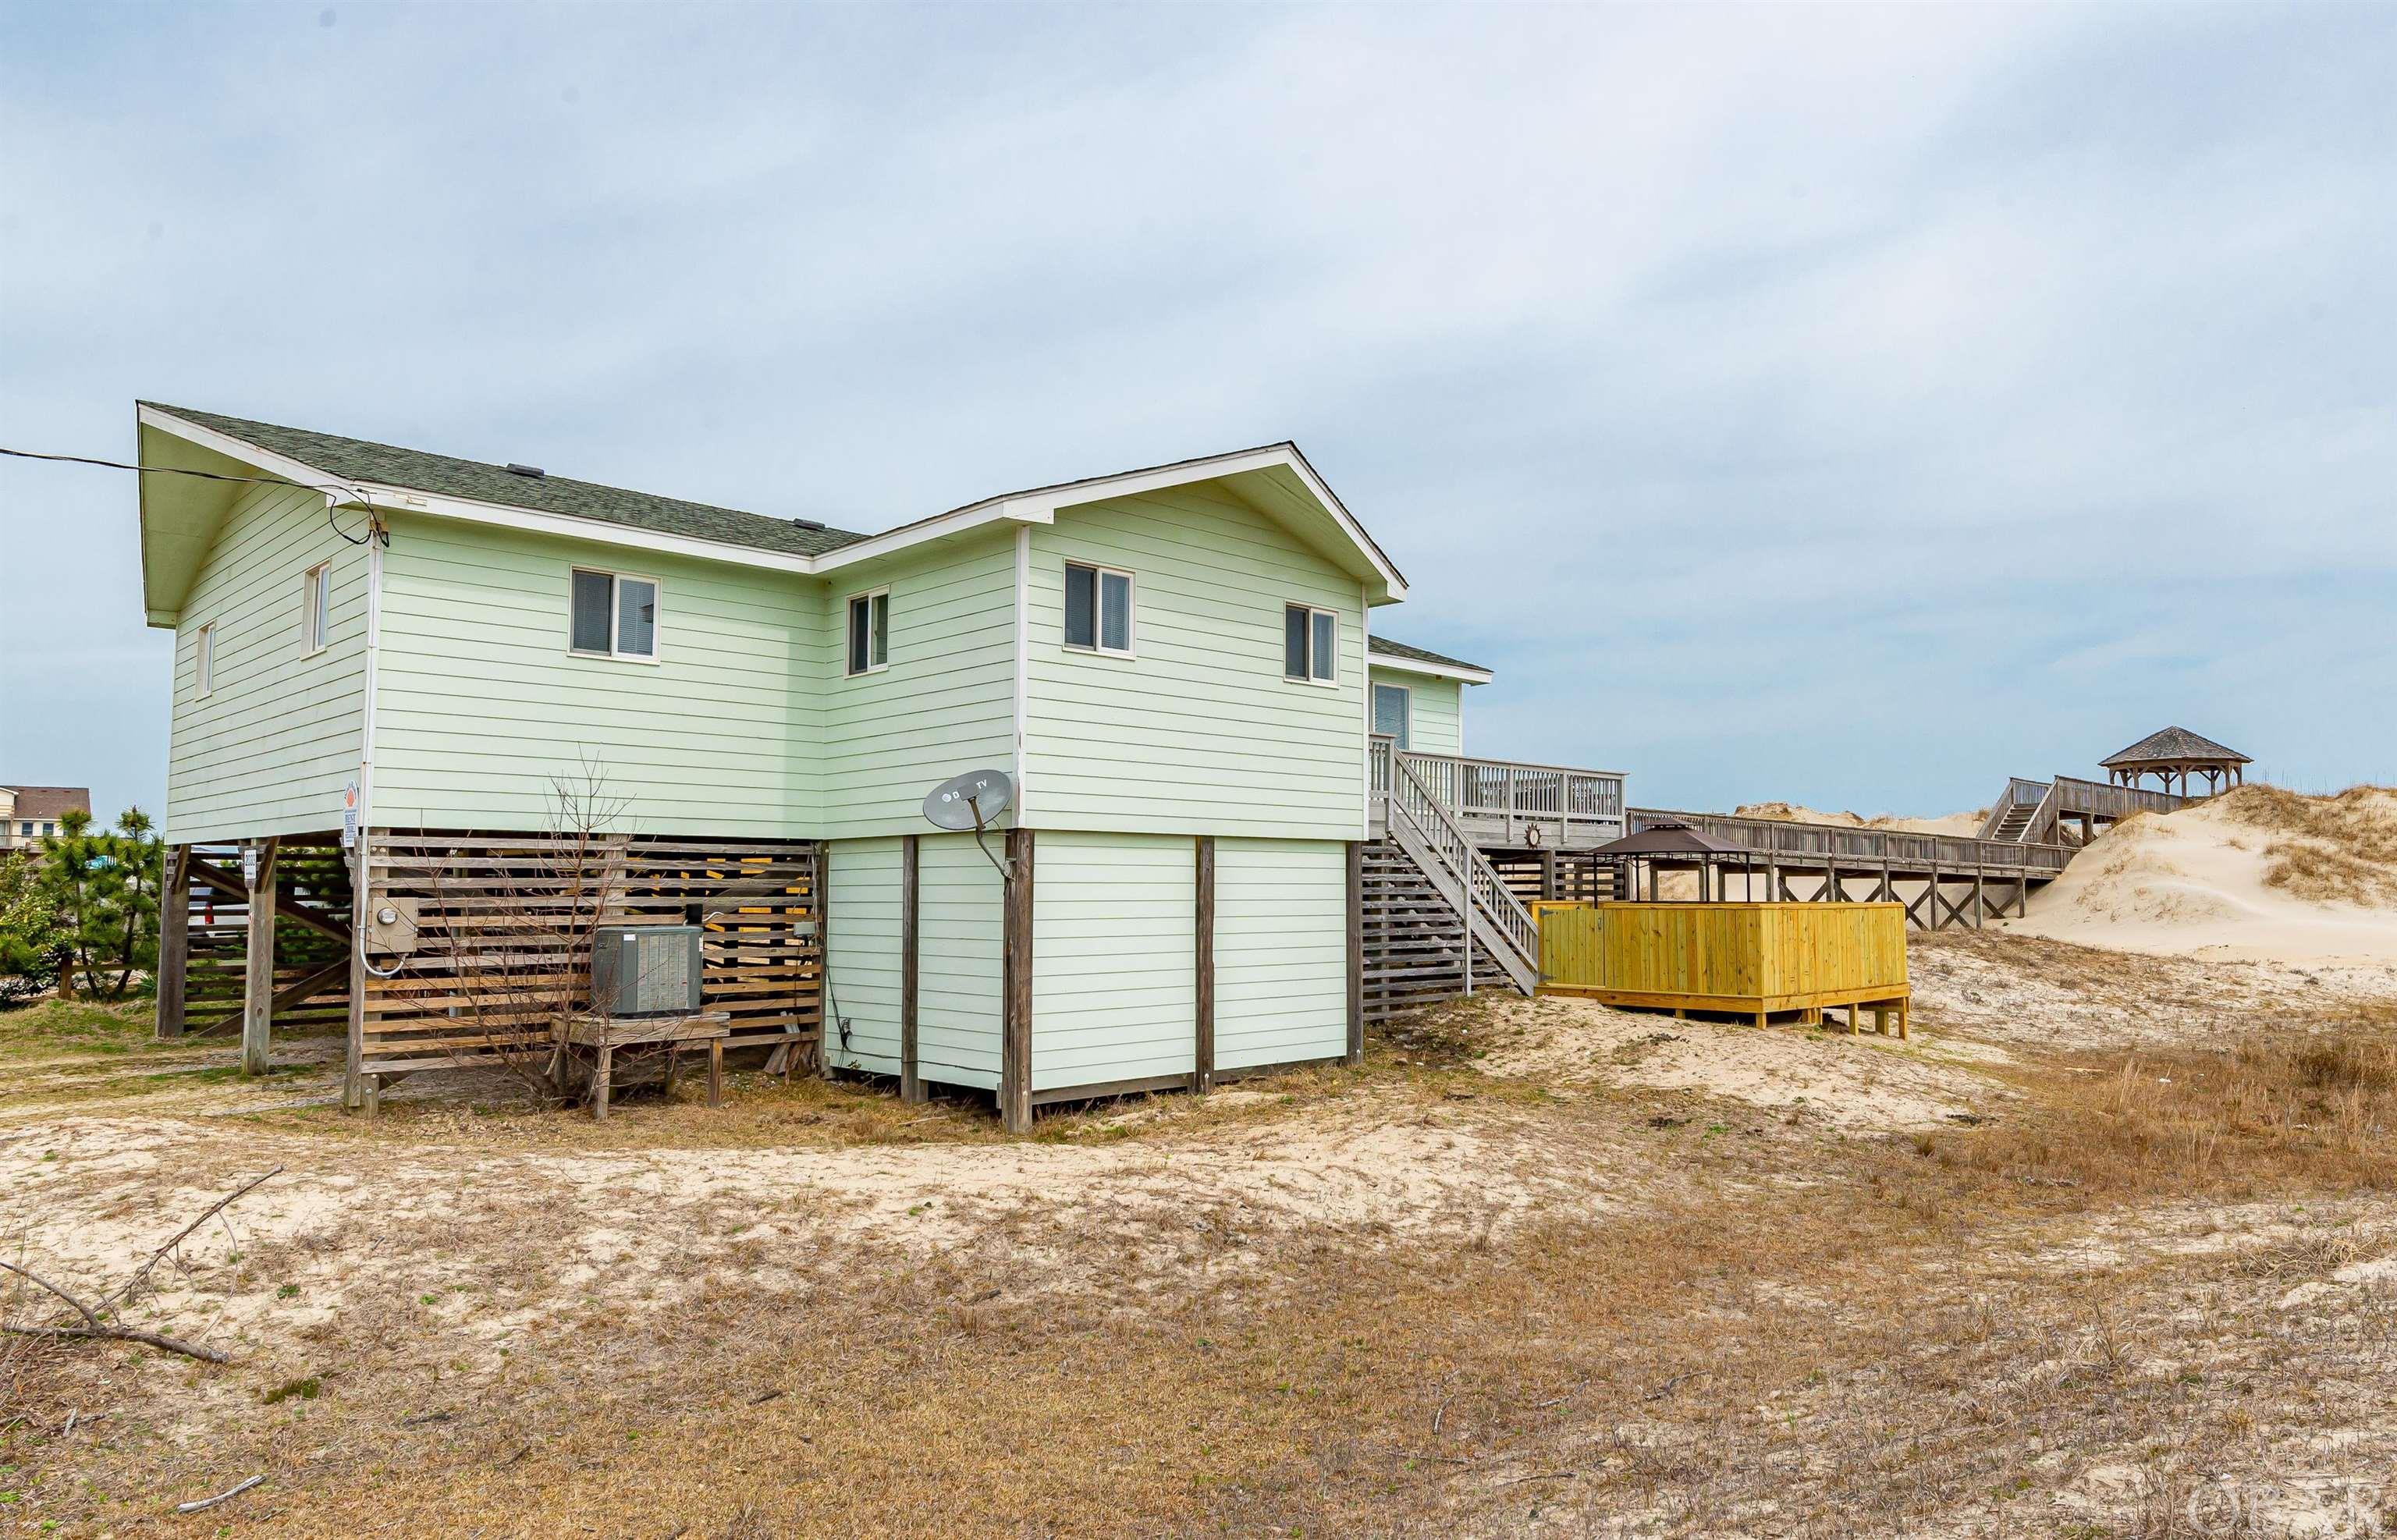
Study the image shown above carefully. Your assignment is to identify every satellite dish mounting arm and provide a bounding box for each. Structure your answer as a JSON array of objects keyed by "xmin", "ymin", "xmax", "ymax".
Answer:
[{"xmin": 967, "ymin": 793, "xmax": 1014, "ymax": 881}]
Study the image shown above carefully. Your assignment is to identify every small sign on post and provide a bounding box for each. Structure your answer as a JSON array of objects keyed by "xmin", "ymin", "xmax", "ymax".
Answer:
[
  {"xmin": 240, "ymin": 844, "xmax": 260, "ymax": 889},
  {"xmin": 341, "ymin": 779, "xmax": 360, "ymax": 851}
]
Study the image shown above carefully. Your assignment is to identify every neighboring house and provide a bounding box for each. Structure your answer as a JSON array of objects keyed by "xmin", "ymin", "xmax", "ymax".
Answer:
[
  {"xmin": 0, "ymin": 785, "xmax": 91, "ymax": 849},
  {"xmin": 134, "ymin": 402, "xmax": 1618, "ymax": 1124}
]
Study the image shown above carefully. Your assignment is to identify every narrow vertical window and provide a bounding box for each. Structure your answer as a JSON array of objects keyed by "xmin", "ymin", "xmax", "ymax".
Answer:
[
  {"xmin": 570, "ymin": 570, "xmax": 614, "ymax": 654},
  {"xmin": 1373, "ymin": 683, "xmax": 1412, "ymax": 750},
  {"xmin": 1064, "ymin": 563, "xmax": 1098, "ymax": 649},
  {"xmin": 1284, "ymin": 604, "xmax": 1337, "ymax": 683},
  {"xmin": 194, "ymin": 622, "xmax": 215, "ymax": 697},
  {"xmin": 302, "ymin": 562, "xmax": 331, "ymax": 654},
  {"xmin": 616, "ymin": 577, "xmax": 658, "ymax": 658},
  {"xmin": 1064, "ymin": 563, "xmax": 1134, "ymax": 656},
  {"xmin": 847, "ymin": 589, "xmax": 889, "ymax": 675}
]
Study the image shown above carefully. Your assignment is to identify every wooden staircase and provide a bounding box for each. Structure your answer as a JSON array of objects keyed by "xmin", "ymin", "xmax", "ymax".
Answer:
[{"xmin": 1361, "ymin": 752, "xmax": 1545, "ymax": 1020}]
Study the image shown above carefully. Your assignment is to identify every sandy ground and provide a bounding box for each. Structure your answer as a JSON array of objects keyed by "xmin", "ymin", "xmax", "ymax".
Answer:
[
  {"xmin": 5, "ymin": 857, "xmax": 2395, "ymax": 1535},
  {"xmin": 2000, "ymin": 786, "xmax": 2397, "ymax": 966}
]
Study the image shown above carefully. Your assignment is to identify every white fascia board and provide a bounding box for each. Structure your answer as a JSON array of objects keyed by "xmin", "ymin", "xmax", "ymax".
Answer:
[
  {"xmin": 138, "ymin": 404, "xmax": 357, "ymax": 498},
  {"xmin": 807, "ymin": 498, "xmax": 1053, "ymax": 576},
  {"xmin": 1035, "ymin": 445, "xmax": 1410, "ymax": 601},
  {"xmin": 1369, "ymin": 657, "xmax": 1493, "ymax": 685}
]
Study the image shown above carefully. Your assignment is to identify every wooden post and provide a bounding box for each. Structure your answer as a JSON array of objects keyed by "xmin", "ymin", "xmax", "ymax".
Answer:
[
  {"xmin": 815, "ymin": 844, "xmax": 833, "ymax": 1081},
  {"xmin": 344, "ymin": 832, "xmax": 368, "ymax": 1111},
  {"xmin": 1823, "ymin": 855, "xmax": 1837, "ymax": 903},
  {"xmin": 1972, "ymin": 867, "xmax": 1986, "ymax": 928},
  {"xmin": 1539, "ymin": 848, "xmax": 1557, "ymax": 903},
  {"xmin": 241, "ymin": 838, "xmax": 279, "ymax": 1077},
  {"xmin": 1194, "ymin": 836, "xmax": 1215, "ymax": 1091},
  {"xmin": 900, "ymin": 833, "xmax": 922, "ymax": 1103},
  {"xmin": 1344, "ymin": 840, "xmax": 1364, "ymax": 1066},
  {"xmin": 1000, "ymin": 828, "xmax": 1034, "ymax": 1134},
  {"xmin": 155, "ymin": 844, "xmax": 191, "ymax": 1040}
]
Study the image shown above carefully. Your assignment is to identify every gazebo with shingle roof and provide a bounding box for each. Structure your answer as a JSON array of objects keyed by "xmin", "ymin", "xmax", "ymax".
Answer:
[{"xmin": 2100, "ymin": 727, "xmax": 2250, "ymax": 797}]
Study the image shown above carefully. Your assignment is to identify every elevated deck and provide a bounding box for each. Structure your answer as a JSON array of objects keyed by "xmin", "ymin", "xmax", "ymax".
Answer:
[{"xmin": 1368, "ymin": 737, "xmax": 1628, "ymax": 851}]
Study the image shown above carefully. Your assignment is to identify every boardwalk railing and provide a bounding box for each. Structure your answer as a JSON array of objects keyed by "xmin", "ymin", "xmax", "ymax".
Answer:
[
  {"xmin": 1379, "ymin": 751, "xmax": 1542, "ymax": 994},
  {"xmin": 1369, "ymin": 737, "xmax": 1627, "ymax": 850},
  {"xmin": 1628, "ymin": 807, "xmax": 2076, "ymax": 875},
  {"xmin": 2051, "ymin": 775, "xmax": 2186, "ymax": 821}
]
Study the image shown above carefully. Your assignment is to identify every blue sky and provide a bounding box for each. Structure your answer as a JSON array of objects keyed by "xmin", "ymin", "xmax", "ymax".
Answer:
[{"xmin": 2, "ymin": 2, "xmax": 2391, "ymax": 821}]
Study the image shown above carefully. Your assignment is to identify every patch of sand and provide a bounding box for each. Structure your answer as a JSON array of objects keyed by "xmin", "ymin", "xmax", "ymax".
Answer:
[
  {"xmin": 1998, "ymin": 786, "xmax": 2397, "ymax": 966},
  {"xmin": 1737, "ymin": 801, "xmax": 1988, "ymax": 839},
  {"xmin": 1467, "ymin": 993, "xmax": 2005, "ymax": 1130}
]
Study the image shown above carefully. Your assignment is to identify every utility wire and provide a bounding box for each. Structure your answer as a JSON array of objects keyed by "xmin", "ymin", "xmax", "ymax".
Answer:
[{"xmin": 1, "ymin": 444, "xmax": 388, "ymax": 546}]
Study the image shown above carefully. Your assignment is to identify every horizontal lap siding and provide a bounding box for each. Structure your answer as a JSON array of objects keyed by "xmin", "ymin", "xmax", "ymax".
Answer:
[
  {"xmin": 1024, "ymin": 486, "xmax": 1365, "ymax": 839},
  {"xmin": 1213, "ymin": 838, "xmax": 1348, "ymax": 1070},
  {"xmin": 1030, "ymin": 832, "xmax": 1195, "ymax": 1092},
  {"xmin": 822, "ymin": 531, "xmax": 1017, "ymax": 841},
  {"xmin": 1370, "ymin": 669, "xmax": 1463, "ymax": 758},
  {"xmin": 825, "ymin": 838, "xmax": 903, "ymax": 1077},
  {"xmin": 369, "ymin": 515, "xmax": 820, "ymax": 836},
  {"xmin": 165, "ymin": 481, "xmax": 369, "ymax": 844},
  {"xmin": 918, "ymin": 832, "xmax": 1002, "ymax": 1090}
]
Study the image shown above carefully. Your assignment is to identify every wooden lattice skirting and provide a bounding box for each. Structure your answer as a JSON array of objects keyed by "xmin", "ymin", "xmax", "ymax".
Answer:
[{"xmin": 356, "ymin": 829, "xmax": 822, "ymax": 1079}]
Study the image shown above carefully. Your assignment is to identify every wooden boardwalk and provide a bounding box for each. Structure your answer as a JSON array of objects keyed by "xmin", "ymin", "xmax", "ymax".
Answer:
[{"xmin": 1625, "ymin": 807, "xmax": 2070, "ymax": 930}]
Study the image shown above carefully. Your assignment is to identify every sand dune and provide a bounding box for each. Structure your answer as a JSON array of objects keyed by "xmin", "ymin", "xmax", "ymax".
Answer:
[
  {"xmin": 1735, "ymin": 800, "xmax": 1988, "ymax": 839},
  {"xmin": 1998, "ymin": 785, "xmax": 2397, "ymax": 966}
]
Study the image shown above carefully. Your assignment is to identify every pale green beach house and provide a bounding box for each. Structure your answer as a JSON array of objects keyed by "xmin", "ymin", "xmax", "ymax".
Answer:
[{"xmin": 135, "ymin": 403, "xmax": 1621, "ymax": 1126}]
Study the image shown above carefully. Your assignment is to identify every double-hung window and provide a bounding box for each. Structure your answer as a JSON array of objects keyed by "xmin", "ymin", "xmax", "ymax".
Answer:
[
  {"xmin": 194, "ymin": 622, "xmax": 215, "ymax": 697},
  {"xmin": 846, "ymin": 589, "xmax": 890, "ymax": 676},
  {"xmin": 1284, "ymin": 603, "xmax": 1337, "ymax": 684},
  {"xmin": 1063, "ymin": 562, "xmax": 1133, "ymax": 656},
  {"xmin": 570, "ymin": 569, "xmax": 660, "ymax": 661},
  {"xmin": 300, "ymin": 562, "xmax": 331, "ymax": 655}
]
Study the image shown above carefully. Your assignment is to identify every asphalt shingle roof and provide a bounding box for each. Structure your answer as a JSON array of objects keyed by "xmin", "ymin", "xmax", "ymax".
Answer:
[
  {"xmin": 1368, "ymin": 636, "xmax": 1489, "ymax": 675},
  {"xmin": 2, "ymin": 786, "xmax": 91, "ymax": 821},
  {"xmin": 142, "ymin": 403, "xmax": 870, "ymax": 559},
  {"xmin": 2100, "ymin": 727, "xmax": 2251, "ymax": 766}
]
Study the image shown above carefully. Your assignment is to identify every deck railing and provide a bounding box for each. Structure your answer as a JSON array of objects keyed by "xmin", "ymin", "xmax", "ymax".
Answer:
[
  {"xmin": 1371, "ymin": 737, "xmax": 1627, "ymax": 849},
  {"xmin": 1628, "ymin": 807, "xmax": 2076, "ymax": 875},
  {"xmin": 1382, "ymin": 750, "xmax": 1541, "ymax": 990},
  {"xmin": 2051, "ymin": 775, "xmax": 2186, "ymax": 821}
]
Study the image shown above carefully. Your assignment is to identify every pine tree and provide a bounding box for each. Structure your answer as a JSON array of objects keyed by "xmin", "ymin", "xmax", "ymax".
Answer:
[
  {"xmin": 31, "ymin": 807, "xmax": 163, "ymax": 1002},
  {"xmin": 0, "ymin": 853, "xmax": 69, "ymax": 1007}
]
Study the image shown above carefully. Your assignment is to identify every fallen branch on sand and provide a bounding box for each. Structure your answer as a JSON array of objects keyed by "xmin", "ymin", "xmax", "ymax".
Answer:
[
  {"xmin": 2, "ymin": 1167, "xmax": 283, "ymax": 1366},
  {"xmin": 176, "ymin": 1474, "xmax": 265, "ymax": 1513}
]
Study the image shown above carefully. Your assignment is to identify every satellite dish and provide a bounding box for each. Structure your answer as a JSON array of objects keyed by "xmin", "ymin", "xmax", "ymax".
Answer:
[{"xmin": 923, "ymin": 768, "xmax": 1014, "ymax": 832}]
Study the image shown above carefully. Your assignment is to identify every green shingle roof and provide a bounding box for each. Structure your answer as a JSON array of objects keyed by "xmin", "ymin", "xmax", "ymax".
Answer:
[
  {"xmin": 141, "ymin": 403, "xmax": 869, "ymax": 559},
  {"xmin": 1369, "ymin": 636, "xmax": 1490, "ymax": 676}
]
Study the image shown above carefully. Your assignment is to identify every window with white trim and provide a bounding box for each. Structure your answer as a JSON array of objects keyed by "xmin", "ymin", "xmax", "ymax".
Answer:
[
  {"xmin": 1373, "ymin": 682, "xmax": 1412, "ymax": 750},
  {"xmin": 846, "ymin": 588, "xmax": 889, "ymax": 675},
  {"xmin": 570, "ymin": 568, "xmax": 660, "ymax": 661},
  {"xmin": 301, "ymin": 561, "xmax": 331, "ymax": 655},
  {"xmin": 1063, "ymin": 562, "xmax": 1134, "ymax": 656},
  {"xmin": 1284, "ymin": 603, "xmax": 1337, "ymax": 684},
  {"xmin": 194, "ymin": 622, "xmax": 215, "ymax": 697}
]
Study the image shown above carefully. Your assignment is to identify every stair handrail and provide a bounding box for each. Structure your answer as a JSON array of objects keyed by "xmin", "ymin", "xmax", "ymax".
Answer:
[
  {"xmin": 1387, "ymin": 752, "xmax": 1541, "ymax": 974},
  {"xmin": 1976, "ymin": 779, "xmax": 2052, "ymax": 841}
]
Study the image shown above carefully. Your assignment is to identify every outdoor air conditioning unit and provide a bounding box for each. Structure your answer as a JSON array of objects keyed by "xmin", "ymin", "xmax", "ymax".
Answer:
[{"xmin": 590, "ymin": 925, "xmax": 704, "ymax": 1017}]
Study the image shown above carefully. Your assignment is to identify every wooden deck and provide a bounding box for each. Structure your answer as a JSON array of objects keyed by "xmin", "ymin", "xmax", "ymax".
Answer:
[
  {"xmin": 1534, "ymin": 900, "xmax": 1911, "ymax": 1033},
  {"xmin": 1369, "ymin": 737, "xmax": 1628, "ymax": 851}
]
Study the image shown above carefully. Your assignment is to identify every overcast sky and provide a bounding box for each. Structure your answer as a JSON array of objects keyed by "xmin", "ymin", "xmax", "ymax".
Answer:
[{"xmin": 2, "ymin": 2, "xmax": 2391, "ymax": 822}]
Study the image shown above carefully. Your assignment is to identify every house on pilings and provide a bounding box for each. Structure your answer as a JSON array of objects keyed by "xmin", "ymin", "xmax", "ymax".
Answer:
[{"xmin": 137, "ymin": 402, "xmax": 1618, "ymax": 1127}]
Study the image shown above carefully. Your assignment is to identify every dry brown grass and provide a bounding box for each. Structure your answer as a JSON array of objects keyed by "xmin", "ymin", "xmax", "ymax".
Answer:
[
  {"xmin": 2218, "ymin": 782, "xmax": 2397, "ymax": 904},
  {"xmin": 4, "ymin": 975, "xmax": 2395, "ymax": 1535}
]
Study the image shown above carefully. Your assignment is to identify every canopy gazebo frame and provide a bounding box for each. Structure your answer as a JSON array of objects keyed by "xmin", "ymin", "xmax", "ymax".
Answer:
[{"xmin": 2099, "ymin": 727, "xmax": 2251, "ymax": 799}]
